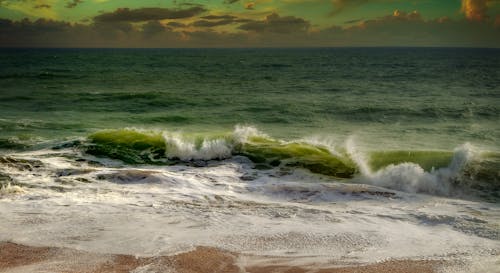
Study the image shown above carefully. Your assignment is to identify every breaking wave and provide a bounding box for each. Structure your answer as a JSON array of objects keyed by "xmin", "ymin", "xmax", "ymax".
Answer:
[{"xmin": 78, "ymin": 126, "xmax": 500, "ymax": 197}]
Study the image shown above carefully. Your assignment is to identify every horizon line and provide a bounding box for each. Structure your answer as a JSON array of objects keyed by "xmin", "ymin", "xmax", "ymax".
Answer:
[{"xmin": 1, "ymin": 46, "xmax": 499, "ymax": 50}]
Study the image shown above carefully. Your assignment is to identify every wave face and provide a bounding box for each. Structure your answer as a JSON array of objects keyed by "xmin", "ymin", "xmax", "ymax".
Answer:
[
  {"xmin": 80, "ymin": 126, "xmax": 500, "ymax": 199},
  {"xmin": 85, "ymin": 126, "xmax": 357, "ymax": 178},
  {"xmin": 358, "ymin": 144, "xmax": 500, "ymax": 197}
]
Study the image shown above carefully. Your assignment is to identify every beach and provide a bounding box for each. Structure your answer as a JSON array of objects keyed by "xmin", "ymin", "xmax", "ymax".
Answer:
[{"xmin": 1, "ymin": 242, "xmax": 446, "ymax": 273}]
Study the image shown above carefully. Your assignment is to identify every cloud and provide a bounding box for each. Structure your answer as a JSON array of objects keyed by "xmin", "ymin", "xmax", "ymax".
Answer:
[
  {"xmin": 391, "ymin": 9, "xmax": 421, "ymax": 20},
  {"xmin": 0, "ymin": 0, "xmax": 57, "ymax": 19},
  {"xmin": 166, "ymin": 21, "xmax": 187, "ymax": 28},
  {"xmin": 1, "ymin": 10, "xmax": 499, "ymax": 48},
  {"xmin": 0, "ymin": 17, "xmax": 181, "ymax": 47},
  {"xmin": 191, "ymin": 15, "xmax": 251, "ymax": 27},
  {"xmin": 331, "ymin": 9, "xmax": 500, "ymax": 47},
  {"xmin": 245, "ymin": 2, "xmax": 255, "ymax": 9},
  {"xmin": 239, "ymin": 13, "xmax": 310, "ymax": 33},
  {"xmin": 2, "ymin": 18, "xmax": 71, "ymax": 33},
  {"xmin": 141, "ymin": 20, "xmax": 166, "ymax": 36},
  {"xmin": 94, "ymin": 6, "xmax": 206, "ymax": 22},
  {"xmin": 93, "ymin": 20, "xmax": 133, "ymax": 36},
  {"xmin": 344, "ymin": 18, "xmax": 364, "ymax": 24},
  {"xmin": 66, "ymin": 0, "xmax": 83, "ymax": 9},
  {"xmin": 330, "ymin": 0, "xmax": 500, "ymax": 21},
  {"xmin": 34, "ymin": 4, "xmax": 51, "ymax": 9},
  {"xmin": 201, "ymin": 15, "xmax": 237, "ymax": 20},
  {"xmin": 461, "ymin": 0, "xmax": 489, "ymax": 21},
  {"xmin": 192, "ymin": 19, "xmax": 235, "ymax": 27}
]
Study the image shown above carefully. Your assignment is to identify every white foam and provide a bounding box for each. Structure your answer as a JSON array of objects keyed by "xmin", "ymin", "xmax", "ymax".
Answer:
[
  {"xmin": 0, "ymin": 182, "xmax": 24, "ymax": 195},
  {"xmin": 0, "ymin": 146, "xmax": 498, "ymax": 269},
  {"xmin": 352, "ymin": 143, "xmax": 479, "ymax": 196},
  {"xmin": 345, "ymin": 136, "xmax": 372, "ymax": 175},
  {"xmin": 163, "ymin": 132, "xmax": 233, "ymax": 160},
  {"xmin": 159, "ymin": 125, "xmax": 267, "ymax": 161},
  {"xmin": 232, "ymin": 124, "xmax": 266, "ymax": 143}
]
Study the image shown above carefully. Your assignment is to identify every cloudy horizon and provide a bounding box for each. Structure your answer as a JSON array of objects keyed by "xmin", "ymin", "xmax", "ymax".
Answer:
[{"xmin": 0, "ymin": 0, "xmax": 499, "ymax": 47}]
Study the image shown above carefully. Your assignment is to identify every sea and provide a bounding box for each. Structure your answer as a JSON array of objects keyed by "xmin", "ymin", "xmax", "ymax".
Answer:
[{"xmin": 0, "ymin": 48, "xmax": 499, "ymax": 271}]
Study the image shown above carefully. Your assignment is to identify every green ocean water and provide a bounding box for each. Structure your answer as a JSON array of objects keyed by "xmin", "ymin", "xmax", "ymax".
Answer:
[
  {"xmin": 0, "ymin": 48, "xmax": 498, "ymax": 149},
  {"xmin": 0, "ymin": 48, "xmax": 499, "ymax": 196}
]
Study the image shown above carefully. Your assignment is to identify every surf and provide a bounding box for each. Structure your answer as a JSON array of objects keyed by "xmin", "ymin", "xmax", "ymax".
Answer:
[{"xmin": 78, "ymin": 126, "xmax": 500, "ymax": 197}]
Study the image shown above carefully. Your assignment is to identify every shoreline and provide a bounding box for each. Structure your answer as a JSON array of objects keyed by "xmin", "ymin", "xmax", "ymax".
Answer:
[{"xmin": 0, "ymin": 241, "xmax": 445, "ymax": 273}]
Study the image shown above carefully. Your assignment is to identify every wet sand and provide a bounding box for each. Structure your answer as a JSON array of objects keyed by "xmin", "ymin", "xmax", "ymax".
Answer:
[{"xmin": 0, "ymin": 241, "xmax": 444, "ymax": 273}]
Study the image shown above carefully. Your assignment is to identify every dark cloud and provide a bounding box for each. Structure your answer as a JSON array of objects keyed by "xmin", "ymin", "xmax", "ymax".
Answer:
[
  {"xmin": 1, "ymin": 10, "xmax": 499, "ymax": 48},
  {"xmin": 192, "ymin": 19, "xmax": 235, "ymax": 27},
  {"xmin": 166, "ymin": 21, "xmax": 187, "ymax": 28},
  {"xmin": 141, "ymin": 20, "xmax": 166, "ymax": 37},
  {"xmin": 344, "ymin": 18, "xmax": 364, "ymax": 24},
  {"xmin": 34, "ymin": 4, "xmax": 51, "ymax": 9},
  {"xmin": 94, "ymin": 6, "xmax": 206, "ymax": 22},
  {"xmin": 93, "ymin": 20, "xmax": 133, "ymax": 36},
  {"xmin": 177, "ymin": 2, "xmax": 203, "ymax": 7},
  {"xmin": 192, "ymin": 16, "xmax": 251, "ymax": 27},
  {"xmin": 239, "ymin": 13, "xmax": 310, "ymax": 33},
  {"xmin": 201, "ymin": 15, "xmax": 237, "ymax": 20},
  {"xmin": 66, "ymin": 0, "xmax": 83, "ymax": 9},
  {"xmin": 0, "ymin": 18, "xmax": 71, "ymax": 37},
  {"xmin": 0, "ymin": 18, "xmax": 180, "ymax": 47}
]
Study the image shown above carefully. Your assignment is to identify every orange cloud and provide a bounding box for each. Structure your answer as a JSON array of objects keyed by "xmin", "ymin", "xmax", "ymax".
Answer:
[
  {"xmin": 461, "ymin": 0, "xmax": 488, "ymax": 21},
  {"xmin": 392, "ymin": 10, "xmax": 421, "ymax": 20},
  {"xmin": 245, "ymin": 2, "xmax": 255, "ymax": 10}
]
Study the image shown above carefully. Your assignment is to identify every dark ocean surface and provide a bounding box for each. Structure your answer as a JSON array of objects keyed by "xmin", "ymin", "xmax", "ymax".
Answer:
[{"xmin": 0, "ymin": 48, "xmax": 498, "ymax": 148}]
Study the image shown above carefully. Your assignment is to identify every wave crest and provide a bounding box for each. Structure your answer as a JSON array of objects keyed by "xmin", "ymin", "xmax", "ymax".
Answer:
[
  {"xmin": 83, "ymin": 126, "xmax": 499, "ymax": 197},
  {"xmin": 85, "ymin": 126, "xmax": 356, "ymax": 178},
  {"xmin": 359, "ymin": 144, "xmax": 499, "ymax": 197}
]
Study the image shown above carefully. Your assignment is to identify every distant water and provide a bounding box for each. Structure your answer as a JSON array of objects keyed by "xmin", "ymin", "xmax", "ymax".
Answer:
[
  {"xmin": 0, "ymin": 48, "xmax": 498, "ymax": 148},
  {"xmin": 1, "ymin": 48, "xmax": 499, "ymax": 270}
]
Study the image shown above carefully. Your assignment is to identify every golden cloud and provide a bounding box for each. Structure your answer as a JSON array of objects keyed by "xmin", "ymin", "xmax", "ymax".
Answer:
[{"xmin": 461, "ymin": 0, "xmax": 489, "ymax": 21}]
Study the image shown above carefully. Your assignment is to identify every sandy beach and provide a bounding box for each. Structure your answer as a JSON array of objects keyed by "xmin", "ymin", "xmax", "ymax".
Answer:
[{"xmin": 0, "ymin": 241, "xmax": 444, "ymax": 273}]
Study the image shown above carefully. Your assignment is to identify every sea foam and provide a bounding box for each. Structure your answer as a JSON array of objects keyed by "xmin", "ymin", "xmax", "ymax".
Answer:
[{"xmin": 357, "ymin": 143, "xmax": 478, "ymax": 195}]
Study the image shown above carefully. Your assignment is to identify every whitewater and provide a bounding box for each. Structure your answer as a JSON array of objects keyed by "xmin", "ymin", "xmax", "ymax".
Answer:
[
  {"xmin": 0, "ymin": 48, "xmax": 499, "ymax": 272},
  {"xmin": 0, "ymin": 125, "xmax": 498, "ymax": 272}
]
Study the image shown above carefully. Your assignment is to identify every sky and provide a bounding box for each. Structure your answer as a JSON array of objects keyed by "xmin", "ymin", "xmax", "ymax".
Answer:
[{"xmin": 0, "ymin": 0, "xmax": 499, "ymax": 47}]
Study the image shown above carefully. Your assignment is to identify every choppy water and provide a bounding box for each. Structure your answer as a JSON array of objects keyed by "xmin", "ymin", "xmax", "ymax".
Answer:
[{"xmin": 0, "ymin": 48, "xmax": 499, "ymax": 271}]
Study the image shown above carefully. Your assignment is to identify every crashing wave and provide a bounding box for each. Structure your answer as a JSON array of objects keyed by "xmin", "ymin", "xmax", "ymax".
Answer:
[{"xmin": 82, "ymin": 126, "xmax": 499, "ymax": 197}]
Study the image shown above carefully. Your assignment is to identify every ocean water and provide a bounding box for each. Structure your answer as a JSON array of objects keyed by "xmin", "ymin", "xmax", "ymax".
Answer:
[{"xmin": 0, "ymin": 48, "xmax": 499, "ymax": 271}]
